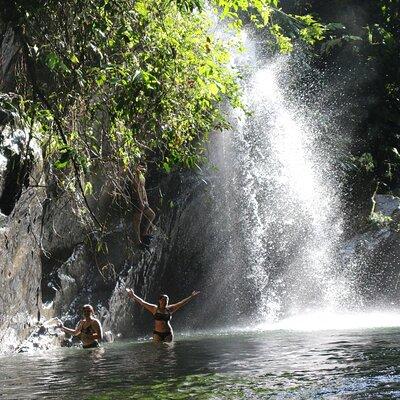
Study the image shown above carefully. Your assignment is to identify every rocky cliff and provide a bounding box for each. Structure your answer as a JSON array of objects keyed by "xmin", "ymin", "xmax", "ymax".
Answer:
[
  {"xmin": 0, "ymin": 23, "xmax": 209, "ymax": 353},
  {"xmin": 0, "ymin": 124, "xmax": 45, "ymax": 353}
]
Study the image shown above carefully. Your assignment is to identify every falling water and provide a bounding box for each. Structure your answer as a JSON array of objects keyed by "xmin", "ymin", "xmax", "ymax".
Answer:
[{"xmin": 206, "ymin": 31, "xmax": 360, "ymax": 324}]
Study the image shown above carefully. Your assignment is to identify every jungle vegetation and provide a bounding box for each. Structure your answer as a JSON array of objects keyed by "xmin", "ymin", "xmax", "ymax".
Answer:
[
  {"xmin": 304, "ymin": 0, "xmax": 400, "ymax": 192},
  {"xmin": 1, "ymin": 0, "xmax": 398, "ymax": 231},
  {"xmin": 0, "ymin": 0, "xmax": 323, "ymax": 229}
]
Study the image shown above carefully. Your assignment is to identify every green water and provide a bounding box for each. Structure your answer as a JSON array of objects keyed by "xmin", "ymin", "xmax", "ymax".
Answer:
[{"xmin": 2, "ymin": 328, "xmax": 400, "ymax": 399}]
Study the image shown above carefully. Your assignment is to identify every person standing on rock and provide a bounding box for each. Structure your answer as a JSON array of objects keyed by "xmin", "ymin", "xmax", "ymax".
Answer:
[
  {"xmin": 58, "ymin": 304, "xmax": 103, "ymax": 348},
  {"xmin": 131, "ymin": 163, "xmax": 155, "ymax": 248},
  {"xmin": 126, "ymin": 288, "xmax": 200, "ymax": 342}
]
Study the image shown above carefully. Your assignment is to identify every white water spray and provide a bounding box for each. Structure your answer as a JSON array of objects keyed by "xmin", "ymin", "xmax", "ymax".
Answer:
[{"xmin": 207, "ymin": 33, "xmax": 360, "ymax": 323}]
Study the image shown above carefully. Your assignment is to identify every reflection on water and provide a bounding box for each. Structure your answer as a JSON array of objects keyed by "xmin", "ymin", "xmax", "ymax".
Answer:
[{"xmin": 2, "ymin": 327, "xmax": 400, "ymax": 399}]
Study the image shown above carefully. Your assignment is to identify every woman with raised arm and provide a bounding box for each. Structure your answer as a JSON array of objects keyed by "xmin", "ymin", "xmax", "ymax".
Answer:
[
  {"xmin": 126, "ymin": 289, "xmax": 200, "ymax": 342},
  {"xmin": 57, "ymin": 304, "xmax": 103, "ymax": 348}
]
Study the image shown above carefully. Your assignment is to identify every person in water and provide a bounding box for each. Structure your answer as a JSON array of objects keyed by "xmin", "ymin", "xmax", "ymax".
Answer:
[
  {"xmin": 131, "ymin": 163, "xmax": 155, "ymax": 247},
  {"xmin": 58, "ymin": 304, "xmax": 103, "ymax": 348},
  {"xmin": 126, "ymin": 288, "xmax": 200, "ymax": 342}
]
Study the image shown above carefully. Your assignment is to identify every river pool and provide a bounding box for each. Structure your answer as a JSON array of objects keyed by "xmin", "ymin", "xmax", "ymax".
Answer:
[{"xmin": 2, "ymin": 326, "xmax": 400, "ymax": 399}]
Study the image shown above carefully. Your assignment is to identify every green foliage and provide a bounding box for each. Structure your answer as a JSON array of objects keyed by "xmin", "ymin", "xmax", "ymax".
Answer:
[
  {"xmin": 355, "ymin": 153, "xmax": 376, "ymax": 173},
  {"xmin": 53, "ymin": 145, "xmax": 75, "ymax": 170},
  {"xmin": 8, "ymin": 0, "xmax": 240, "ymax": 174},
  {"xmin": 369, "ymin": 211, "xmax": 392, "ymax": 228},
  {"xmin": 320, "ymin": 22, "xmax": 362, "ymax": 54},
  {"xmin": 7, "ymin": 0, "xmax": 323, "ymax": 170},
  {"xmin": 2, "ymin": 0, "xmax": 324, "ymax": 227},
  {"xmin": 317, "ymin": 0, "xmax": 400, "ymax": 188}
]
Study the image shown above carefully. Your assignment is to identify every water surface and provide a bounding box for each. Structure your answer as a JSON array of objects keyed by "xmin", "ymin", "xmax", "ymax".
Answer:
[{"xmin": 2, "ymin": 327, "xmax": 400, "ymax": 399}]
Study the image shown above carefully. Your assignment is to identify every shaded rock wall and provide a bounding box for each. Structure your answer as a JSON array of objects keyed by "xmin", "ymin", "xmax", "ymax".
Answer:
[
  {"xmin": 0, "ymin": 127, "xmax": 45, "ymax": 353},
  {"xmin": 103, "ymin": 172, "xmax": 209, "ymax": 336},
  {"xmin": 0, "ymin": 20, "xmax": 209, "ymax": 349},
  {"xmin": 341, "ymin": 195, "xmax": 400, "ymax": 307},
  {"xmin": 0, "ymin": 132, "xmax": 207, "ymax": 351},
  {"xmin": 0, "ymin": 25, "xmax": 48, "ymax": 353}
]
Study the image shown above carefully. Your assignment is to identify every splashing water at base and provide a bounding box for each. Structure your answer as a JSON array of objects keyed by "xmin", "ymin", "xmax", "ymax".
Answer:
[{"xmin": 254, "ymin": 310, "xmax": 400, "ymax": 332}]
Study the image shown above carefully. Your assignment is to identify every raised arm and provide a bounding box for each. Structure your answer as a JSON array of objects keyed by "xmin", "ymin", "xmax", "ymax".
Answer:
[
  {"xmin": 168, "ymin": 291, "xmax": 200, "ymax": 313},
  {"xmin": 58, "ymin": 319, "xmax": 83, "ymax": 336},
  {"xmin": 126, "ymin": 288, "xmax": 157, "ymax": 314}
]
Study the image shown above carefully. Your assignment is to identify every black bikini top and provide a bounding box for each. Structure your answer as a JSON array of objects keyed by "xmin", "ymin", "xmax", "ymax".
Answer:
[
  {"xmin": 81, "ymin": 321, "xmax": 94, "ymax": 335},
  {"xmin": 153, "ymin": 308, "xmax": 171, "ymax": 322}
]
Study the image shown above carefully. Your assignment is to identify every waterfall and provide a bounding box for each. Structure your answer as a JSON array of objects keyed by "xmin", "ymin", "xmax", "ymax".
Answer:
[{"xmin": 205, "ymin": 31, "xmax": 360, "ymax": 324}]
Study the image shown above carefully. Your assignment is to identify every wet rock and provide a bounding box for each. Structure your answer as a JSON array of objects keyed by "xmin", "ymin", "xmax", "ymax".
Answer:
[
  {"xmin": 15, "ymin": 322, "xmax": 63, "ymax": 353},
  {"xmin": 374, "ymin": 194, "xmax": 400, "ymax": 217},
  {"xmin": 340, "ymin": 218, "xmax": 400, "ymax": 306},
  {"xmin": 103, "ymin": 330, "xmax": 114, "ymax": 343},
  {"xmin": 0, "ymin": 126, "xmax": 45, "ymax": 354},
  {"xmin": 40, "ymin": 195, "xmax": 87, "ymax": 257},
  {"xmin": 37, "ymin": 325, "xmax": 47, "ymax": 335},
  {"xmin": 60, "ymin": 338, "xmax": 73, "ymax": 347},
  {"xmin": 0, "ymin": 211, "xmax": 6, "ymax": 227},
  {"xmin": 50, "ymin": 244, "xmax": 89, "ymax": 316},
  {"xmin": 0, "ymin": 126, "xmax": 41, "ymax": 216},
  {"xmin": 0, "ymin": 153, "xmax": 7, "ymax": 197},
  {"xmin": 0, "ymin": 27, "xmax": 22, "ymax": 93}
]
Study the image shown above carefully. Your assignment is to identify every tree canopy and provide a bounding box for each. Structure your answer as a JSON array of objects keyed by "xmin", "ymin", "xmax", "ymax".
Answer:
[{"xmin": 0, "ymin": 0, "xmax": 324, "ymax": 230}]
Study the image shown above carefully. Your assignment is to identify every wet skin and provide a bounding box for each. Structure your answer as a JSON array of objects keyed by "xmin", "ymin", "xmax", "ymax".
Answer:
[
  {"xmin": 126, "ymin": 289, "xmax": 200, "ymax": 342},
  {"xmin": 58, "ymin": 306, "xmax": 103, "ymax": 347}
]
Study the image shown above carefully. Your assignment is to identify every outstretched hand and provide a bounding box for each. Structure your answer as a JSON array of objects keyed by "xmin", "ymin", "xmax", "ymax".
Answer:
[
  {"xmin": 126, "ymin": 288, "xmax": 134, "ymax": 298},
  {"xmin": 56, "ymin": 318, "xmax": 64, "ymax": 329},
  {"xmin": 191, "ymin": 290, "xmax": 200, "ymax": 297}
]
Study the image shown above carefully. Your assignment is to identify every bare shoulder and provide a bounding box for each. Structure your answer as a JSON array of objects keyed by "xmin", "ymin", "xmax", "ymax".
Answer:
[{"xmin": 91, "ymin": 318, "xmax": 102, "ymax": 327}]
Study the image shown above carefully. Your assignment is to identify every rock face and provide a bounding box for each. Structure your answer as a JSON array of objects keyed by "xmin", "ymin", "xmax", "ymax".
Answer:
[
  {"xmin": 0, "ymin": 153, "xmax": 6, "ymax": 195},
  {"xmin": 0, "ymin": 27, "xmax": 21, "ymax": 93},
  {"xmin": 341, "ymin": 227, "xmax": 400, "ymax": 305},
  {"xmin": 0, "ymin": 26, "xmax": 46, "ymax": 353},
  {"xmin": 103, "ymin": 172, "xmax": 208, "ymax": 336},
  {"xmin": 0, "ymin": 126, "xmax": 45, "ymax": 354},
  {"xmin": 0, "ymin": 140, "xmax": 211, "ymax": 350},
  {"xmin": 0, "ymin": 22, "xmax": 211, "ymax": 348},
  {"xmin": 340, "ymin": 194, "xmax": 400, "ymax": 307},
  {"xmin": 43, "ymin": 171, "xmax": 209, "ymax": 338},
  {"xmin": 374, "ymin": 194, "xmax": 400, "ymax": 217}
]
